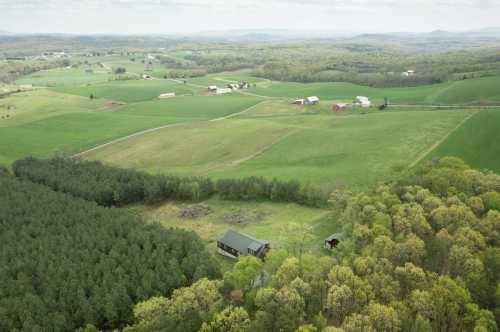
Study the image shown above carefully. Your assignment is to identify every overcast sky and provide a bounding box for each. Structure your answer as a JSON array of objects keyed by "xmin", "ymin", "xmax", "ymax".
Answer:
[{"xmin": 0, "ymin": 0, "xmax": 499, "ymax": 35}]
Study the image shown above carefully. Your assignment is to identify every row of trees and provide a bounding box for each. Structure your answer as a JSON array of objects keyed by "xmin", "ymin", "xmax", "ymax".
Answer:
[
  {"xmin": 115, "ymin": 157, "xmax": 500, "ymax": 332},
  {"xmin": 12, "ymin": 157, "xmax": 329, "ymax": 207},
  {"xmin": 0, "ymin": 170, "xmax": 221, "ymax": 332}
]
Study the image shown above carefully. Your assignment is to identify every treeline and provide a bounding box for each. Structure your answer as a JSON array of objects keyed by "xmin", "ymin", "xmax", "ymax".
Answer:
[
  {"xmin": 252, "ymin": 61, "xmax": 448, "ymax": 87},
  {"xmin": 0, "ymin": 171, "xmax": 220, "ymax": 332},
  {"xmin": 13, "ymin": 157, "xmax": 329, "ymax": 207},
  {"xmin": 0, "ymin": 58, "xmax": 70, "ymax": 83},
  {"xmin": 118, "ymin": 157, "xmax": 500, "ymax": 332}
]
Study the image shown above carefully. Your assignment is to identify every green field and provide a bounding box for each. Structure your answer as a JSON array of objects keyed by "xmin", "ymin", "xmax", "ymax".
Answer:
[
  {"xmin": 53, "ymin": 79, "xmax": 201, "ymax": 103},
  {"xmin": 0, "ymin": 89, "xmax": 262, "ymax": 165},
  {"xmin": 15, "ymin": 67, "xmax": 112, "ymax": 87},
  {"xmin": 426, "ymin": 108, "xmax": 500, "ymax": 173},
  {"xmin": 5, "ymin": 71, "xmax": 500, "ymax": 188},
  {"xmin": 85, "ymin": 99, "xmax": 475, "ymax": 189},
  {"xmin": 250, "ymin": 76, "xmax": 500, "ymax": 105}
]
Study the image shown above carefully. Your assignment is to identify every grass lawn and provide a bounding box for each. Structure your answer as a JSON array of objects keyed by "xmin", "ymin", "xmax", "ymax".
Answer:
[
  {"xmin": 426, "ymin": 108, "xmax": 500, "ymax": 173},
  {"xmin": 141, "ymin": 198, "xmax": 336, "ymax": 269}
]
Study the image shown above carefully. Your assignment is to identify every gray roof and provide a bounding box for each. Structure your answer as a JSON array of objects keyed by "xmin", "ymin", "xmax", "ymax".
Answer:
[
  {"xmin": 217, "ymin": 230, "xmax": 268, "ymax": 254},
  {"xmin": 325, "ymin": 233, "xmax": 344, "ymax": 242}
]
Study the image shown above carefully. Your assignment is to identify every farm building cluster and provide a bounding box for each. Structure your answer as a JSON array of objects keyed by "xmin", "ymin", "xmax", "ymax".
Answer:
[
  {"xmin": 208, "ymin": 82, "xmax": 250, "ymax": 95},
  {"xmin": 293, "ymin": 96, "xmax": 320, "ymax": 105},
  {"xmin": 217, "ymin": 229, "xmax": 343, "ymax": 260}
]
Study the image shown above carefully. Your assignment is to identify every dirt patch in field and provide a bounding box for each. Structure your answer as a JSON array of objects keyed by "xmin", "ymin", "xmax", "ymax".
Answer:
[
  {"xmin": 98, "ymin": 101, "xmax": 126, "ymax": 112},
  {"xmin": 223, "ymin": 208, "xmax": 268, "ymax": 226},
  {"xmin": 178, "ymin": 203, "xmax": 212, "ymax": 219}
]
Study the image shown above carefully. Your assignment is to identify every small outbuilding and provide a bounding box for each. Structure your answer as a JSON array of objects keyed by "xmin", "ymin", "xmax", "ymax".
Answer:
[
  {"xmin": 305, "ymin": 96, "xmax": 320, "ymax": 105},
  {"xmin": 292, "ymin": 99, "xmax": 305, "ymax": 105},
  {"xmin": 334, "ymin": 103, "xmax": 349, "ymax": 112},
  {"xmin": 216, "ymin": 88, "xmax": 232, "ymax": 94},
  {"xmin": 356, "ymin": 96, "xmax": 371, "ymax": 108},
  {"xmin": 208, "ymin": 85, "xmax": 218, "ymax": 93},
  {"xmin": 324, "ymin": 233, "xmax": 344, "ymax": 250},
  {"xmin": 217, "ymin": 230, "xmax": 270, "ymax": 259},
  {"xmin": 158, "ymin": 92, "xmax": 175, "ymax": 99}
]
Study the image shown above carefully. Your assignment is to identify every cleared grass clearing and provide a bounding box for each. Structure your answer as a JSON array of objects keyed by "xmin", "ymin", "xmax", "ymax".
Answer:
[
  {"xmin": 85, "ymin": 118, "xmax": 293, "ymax": 175},
  {"xmin": 53, "ymin": 79, "xmax": 200, "ymax": 103},
  {"xmin": 142, "ymin": 198, "xmax": 336, "ymax": 264},
  {"xmin": 426, "ymin": 108, "xmax": 500, "ymax": 173}
]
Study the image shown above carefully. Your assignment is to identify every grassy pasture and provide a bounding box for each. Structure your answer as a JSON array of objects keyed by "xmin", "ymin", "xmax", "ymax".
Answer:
[
  {"xmin": 426, "ymin": 108, "xmax": 500, "ymax": 173},
  {"xmin": 250, "ymin": 76, "xmax": 500, "ymax": 105},
  {"xmin": 53, "ymin": 79, "xmax": 201, "ymax": 103},
  {"xmin": 15, "ymin": 67, "xmax": 111, "ymax": 87},
  {"xmin": 86, "ymin": 103, "xmax": 474, "ymax": 189},
  {"xmin": 0, "ymin": 90, "xmax": 263, "ymax": 165}
]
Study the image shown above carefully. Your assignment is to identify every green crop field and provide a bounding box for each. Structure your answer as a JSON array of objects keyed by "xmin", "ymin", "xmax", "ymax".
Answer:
[{"xmin": 426, "ymin": 108, "xmax": 500, "ymax": 173}]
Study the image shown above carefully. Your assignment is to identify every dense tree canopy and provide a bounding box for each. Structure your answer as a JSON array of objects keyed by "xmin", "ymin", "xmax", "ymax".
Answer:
[
  {"xmin": 13, "ymin": 157, "xmax": 328, "ymax": 207},
  {"xmin": 0, "ymin": 171, "xmax": 220, "ymax": 331},
  {"xmin": 121, "ymin": 157, "xmax": 500, "ymax": 332}
]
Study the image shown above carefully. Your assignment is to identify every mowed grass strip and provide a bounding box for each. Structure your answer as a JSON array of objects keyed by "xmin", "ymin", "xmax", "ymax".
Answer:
[{"xmin": 426, "ymin": 108, "xmax": 500, "ymax": 173}]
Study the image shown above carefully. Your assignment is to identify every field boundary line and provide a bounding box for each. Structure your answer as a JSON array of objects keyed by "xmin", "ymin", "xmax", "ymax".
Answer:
[
  {"xmin": 408, "ymin": 110, "xmax": 479, "ymax": 168},
  {"xmin": 72, "ymin": 100, "xmax": 269, "ymax": 157},
  {"xmin": 72, "ymin": 122, "xmax": 184, "ymax": 157},
  {"xmin": 209, "ymin": 100, "xmax": 270, "ymax": 122}
]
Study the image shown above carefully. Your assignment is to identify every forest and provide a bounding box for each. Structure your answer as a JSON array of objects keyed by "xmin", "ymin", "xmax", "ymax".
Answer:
[
  {"xmin": 3, "ymin": 157, "xmax": 500, "ymax": 331},
  {"xmin": 0, "ymin": 170, "xmax": 220, "ymax": 331},
  {"xmin": 12, "ymin": 157, "xmax": 329, "ymax": 207},
  {"xmin": 119, "ymin": 157, "xmax": 500, "ymax": 332}
]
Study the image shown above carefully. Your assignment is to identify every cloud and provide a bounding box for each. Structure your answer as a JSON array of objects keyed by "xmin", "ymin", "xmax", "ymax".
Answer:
[{"xmin": 0, "ymin": 0, "xmax": 498, "ymax": 33}]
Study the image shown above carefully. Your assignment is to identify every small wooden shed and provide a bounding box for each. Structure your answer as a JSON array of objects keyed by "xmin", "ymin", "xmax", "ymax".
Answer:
[{"xmin": 324, "ymin": 233, "xmax": 344, "ymax": 250}]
